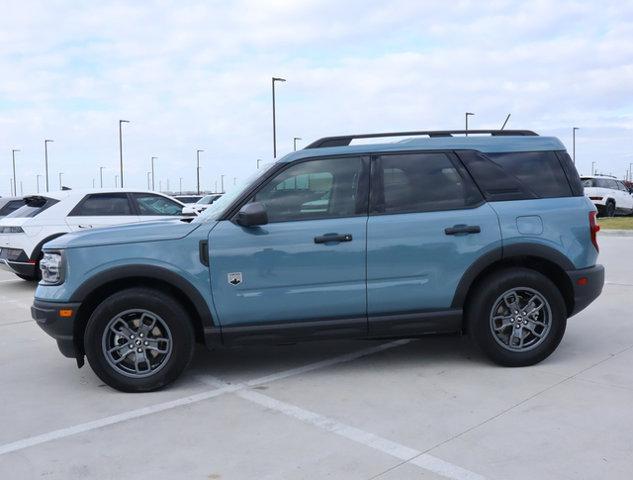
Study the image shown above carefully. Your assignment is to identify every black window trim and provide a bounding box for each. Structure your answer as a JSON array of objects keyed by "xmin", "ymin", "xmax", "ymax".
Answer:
[
  {"xmin": 222, "ymin": 154, "xmax": 371, "ymax": 224},
  {"xmin": 369, "ymin": 150, "xmax": 485, "ymax": 216},
  {"xmin": 68, "ymin": 192, "xmax": 135, "ymax": 217}
]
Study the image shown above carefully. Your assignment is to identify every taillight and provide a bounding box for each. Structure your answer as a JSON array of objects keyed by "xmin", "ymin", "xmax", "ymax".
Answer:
[{"xmin": 589, "ymin": 211, "xmax": 600, "ymax": 252}]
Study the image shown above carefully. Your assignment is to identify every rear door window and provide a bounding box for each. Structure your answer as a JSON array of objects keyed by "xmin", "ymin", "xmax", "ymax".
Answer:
[
  {"xmin": 69, "ymin": 193, "xmax": 133, "ymax": 216},
  {"xmin": 372, "ymin": 152, "xmax": 482, "ymax": 214}
]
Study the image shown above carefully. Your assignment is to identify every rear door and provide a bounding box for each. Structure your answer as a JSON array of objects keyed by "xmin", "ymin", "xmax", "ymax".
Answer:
[
  {"xmin": 366, "ymin": 151, "xmax": 501, "ymax": 334},
  {"xmin": 65, "ymin": 193, "xmax": 139, "ymax": 231},
  {"xmin": 615, "ymin": 181, "xmax": 633, "ymax": 211}
]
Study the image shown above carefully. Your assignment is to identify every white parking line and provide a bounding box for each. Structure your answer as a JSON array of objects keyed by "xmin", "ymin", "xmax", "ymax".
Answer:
[
  {"xmin": 200, "ymin": 376, "xmax": 485, "ymax": 480},
  {"xmin": 0, "ymin": 339, "xmax": 408, "ymax": 457}
]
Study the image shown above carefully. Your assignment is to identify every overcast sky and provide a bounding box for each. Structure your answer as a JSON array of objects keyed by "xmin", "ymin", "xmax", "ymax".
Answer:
[{"xmin": 1, "ymin": 0, "xmax": 632, "ymax": 196}]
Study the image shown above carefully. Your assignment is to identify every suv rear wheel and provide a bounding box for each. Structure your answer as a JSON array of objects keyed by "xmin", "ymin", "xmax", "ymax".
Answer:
[
  {"xmin": 84, "ymin": 288, "xmax": 195, "ymax": 392},
  {"xmin": 467, "ymin": 268, "xmax": 567, "ymax": 366}
]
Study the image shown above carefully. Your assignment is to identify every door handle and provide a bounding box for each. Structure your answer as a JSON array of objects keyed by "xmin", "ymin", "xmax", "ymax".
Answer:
[
  {"xmin": 444, "ymin": 225, "xmax": 481, "ymax": 235},
  {"xmin": 78, "ymin": 224, "xmax": 93, "ymax": 229},
  {"xmin": 314, "ymin": 233, "xmax": 353, "ymax": 244}
]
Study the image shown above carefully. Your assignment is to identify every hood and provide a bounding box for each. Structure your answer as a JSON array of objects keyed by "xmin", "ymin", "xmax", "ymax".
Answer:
[{"xmin": 47, "ymin": 219, "xmax": 204, "ymax": 249}]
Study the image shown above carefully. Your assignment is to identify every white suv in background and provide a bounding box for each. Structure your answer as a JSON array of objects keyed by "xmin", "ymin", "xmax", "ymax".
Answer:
[
  {"xmin": 581, "ymin": 175, "xmax": 633, "ymax": 217},
  {"xmin": 181, "ymin": 193, "xmax": 222, "ymax": 215},
  {"xmin": 0, "ymin": 189, "xmax": 186, "ymax": 280}
]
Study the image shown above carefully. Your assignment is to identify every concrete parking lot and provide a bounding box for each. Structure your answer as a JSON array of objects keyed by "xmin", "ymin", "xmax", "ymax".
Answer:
[{"xmin": 0, "ymin": 235, "xmax": 632, "ymax": 480}]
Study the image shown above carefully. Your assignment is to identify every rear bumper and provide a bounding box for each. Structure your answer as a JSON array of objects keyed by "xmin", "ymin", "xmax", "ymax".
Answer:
[
  {"xmin": 567, "ymin": 264, "xmax": 605, "ymax": 316},
  {"xmin": 0, "ymin": 258, "xmax": 37, "ymax": 277},
  {"xmin": 31, "ymin": 299, "xmax": 81, "ymax": 358}
]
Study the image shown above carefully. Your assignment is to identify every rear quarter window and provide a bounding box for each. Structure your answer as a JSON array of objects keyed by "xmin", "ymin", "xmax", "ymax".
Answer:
[
  {"xmin": 4, "ymin": 197, "xmax": 59, "ymax": 218},
  {"xmin": 459, "ymin": 150, "xmax": 577, "ymax": 200}
]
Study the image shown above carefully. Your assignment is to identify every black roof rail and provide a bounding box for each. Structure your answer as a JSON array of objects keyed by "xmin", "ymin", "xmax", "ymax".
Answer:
[{"xmin": 305, "ymin": 129, "xmax": 538, "ymax": 149}]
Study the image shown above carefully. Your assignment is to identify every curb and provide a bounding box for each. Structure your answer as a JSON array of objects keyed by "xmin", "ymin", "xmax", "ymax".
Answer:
[{"xmin": 599, "ymin": 229, "xmax": 633, "ymax": 237}]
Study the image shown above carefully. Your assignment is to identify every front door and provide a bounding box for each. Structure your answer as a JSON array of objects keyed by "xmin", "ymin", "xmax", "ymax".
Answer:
[
  {"xmin": 366, "ymin": 151, "xmax": 502, "ymax": 333},
  {"xmin": 208, "ymin": 156, "xmax": 369, "ymax": 331}
]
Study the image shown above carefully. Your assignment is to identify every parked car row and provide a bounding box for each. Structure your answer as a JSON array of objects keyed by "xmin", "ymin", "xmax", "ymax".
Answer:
[{"xmin": 27, "ymin": 129, "xmax": 604, "ymax": 392}]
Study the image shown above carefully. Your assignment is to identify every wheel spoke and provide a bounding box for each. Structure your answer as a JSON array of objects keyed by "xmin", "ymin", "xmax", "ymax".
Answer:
[
  {"xmin": 146, "ymin": 338, "xmax": 170, "ymax": 354},
  {"xmin": 493, "ymin": 315, "xmax": 514, "ymax": 332}
]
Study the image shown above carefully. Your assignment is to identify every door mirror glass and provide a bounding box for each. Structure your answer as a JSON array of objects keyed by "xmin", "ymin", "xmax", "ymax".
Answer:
[{"xmin": 235, "ymin": 202, "xmax": 268, "ymax": 227}]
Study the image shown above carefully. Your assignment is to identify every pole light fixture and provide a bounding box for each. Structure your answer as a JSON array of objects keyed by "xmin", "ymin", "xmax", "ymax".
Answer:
[
  {"xmin": 118, "ymin": 120, "xmax": 130, "ymax": 187},
  {"xmin": 11, "ymin": 149, "xmax": 19, "ymax": 196},
  {"xmin": 465, "ymin": 112, "xmax": 475, "ymax": 136},
  {"xmin": 572, "ymin": 127, "xmax": 579, "ymax": 164},
  {"xmin": 272, "ymin": 77, "xmax": 286, "ymax": 158},
  {"xmin": 44, "ymin": 139, "xmax": 53, "ymax": 192},
  {"xmin": 196, "ymin": 150, "xmax": 203, "ymax": 195}
]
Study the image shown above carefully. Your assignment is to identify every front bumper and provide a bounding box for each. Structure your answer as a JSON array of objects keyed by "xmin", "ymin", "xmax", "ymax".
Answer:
[
  {"xmin": 0, "ymin": 258, "xmax": 37, "ymax": 277},
  {"xmin": 31, "ymin": 299, "xmax": 81, "ymax": 358},
  {"xmin": 567, "ymin": 264, "xmax": 605, "ymax": 316}
]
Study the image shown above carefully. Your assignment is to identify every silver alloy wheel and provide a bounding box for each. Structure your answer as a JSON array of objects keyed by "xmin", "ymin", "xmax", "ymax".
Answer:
[
  {"xmin": 489, "ymin": 287, "xmax": 552, "ymax": 352},
  {"xmin": 102, "ymin": 309, "xmax": 173, "ymax": 378}
]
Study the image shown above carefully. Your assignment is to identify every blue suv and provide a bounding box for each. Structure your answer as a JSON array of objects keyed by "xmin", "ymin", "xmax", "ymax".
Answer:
[{"xmin": 31, "ymin": 130, "xmax": 604, "ymax": 392}]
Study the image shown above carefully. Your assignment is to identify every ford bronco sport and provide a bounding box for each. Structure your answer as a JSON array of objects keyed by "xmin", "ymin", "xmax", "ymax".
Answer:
[{"xmin": 31, "ymin": 130, "xmax": 604, "ymax": 392}]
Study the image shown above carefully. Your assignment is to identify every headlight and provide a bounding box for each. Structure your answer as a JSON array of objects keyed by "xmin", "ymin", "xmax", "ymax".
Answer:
[{"xmin": 40, "ymin": 252, "xmax": 64, "ymax": 285}]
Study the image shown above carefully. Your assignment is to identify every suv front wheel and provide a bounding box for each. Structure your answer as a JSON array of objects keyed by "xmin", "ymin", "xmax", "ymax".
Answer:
[
  {"xmin": 84, "ymin": 288, "xmax": 195, "ymax": 392},
  {"xmin": 467, "ymin": 268, "xmax": 567, "ymax": 367}
]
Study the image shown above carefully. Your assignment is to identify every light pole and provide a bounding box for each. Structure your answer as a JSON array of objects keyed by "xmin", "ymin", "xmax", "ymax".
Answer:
[
  {"xmin": 257, "ymin": 158, "xmax": 262, "ymax": 169},
  {"xmin": 293, "ymin": 137, "xmax": 302, "ymax": 151},
  {"xmin": 92, "ymin": 178, "xmax": 95, "ymax": 188},
  {"xmin": 11, "ymin": 149, "xmax": 19, "ymax": 197},
  {"xmin": 118, "ymin": 119, "xmax": 130, "ymax": 187},
  {"xmin": 233, "ymin": 176, "xmax": 237, "ymax": 186},
  {"xmin": 272, "ymin": 77, "xmax": 286, "ymax": 158},
  {"xmin": 147, "ymin": 172, "xmax": 151, "ymax": 190},
  {"xmin": 465, "ymin": 112, "xmax": 475, "ymax": 136},
  {"xmin": 151, "ymin": 156, "xmax": 157, "ymax": 190},
  {"xmin": 196, "ymin": 150, "xmax": 203, "ymax": 195},
  {"xmin": 44, "ymin": 139, "xmax": 53, "ymax": 192},
  {"xmin": 115, "ymin": 174, "xmax": 119, "ymax": 188},
  {"xmin": 591, "ymin": 161, "xmax": 596, "ymax": 175},
  {"xmin": 99, "ymin": 166, "xmax": 105, "ymax": 188},
  {"xmin": 20, "ymin": 181, "xmax": 23, "ymax": 196},
  {"xmin": 58, "ymin": 172, "xmax": 63, "ymax": 190},
  {"xmin": 179, "ymin": 177, "xmax": 183, "ymax": 194},
  {"xmin": 36, "ymin": 174, "xmax": 42, "ymax": 193},
  {"xmin": 629, "ymin": 163, "xmax": 633, "ymax": 182},
  {"xmin": 572, "ymin": 127, "xmax": 579, "ymax": 163},
  {"xmin": 220, "ymin": 174, "xmax": 225, "ymax": 193}
]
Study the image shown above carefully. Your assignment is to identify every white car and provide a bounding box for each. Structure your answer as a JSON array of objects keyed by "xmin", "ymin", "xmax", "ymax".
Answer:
[
  {"xmin": 581, "ymin": 175, "xmax": 633, "ymax": 217},
  {"xmin": 0, "ymin": 189, "xmax": 186, "ymax": 280},
  {"xmin": 174, "ymin": 195, "xmax": 203, "ymax": 206},
  {"xmin": 181, "ymin": 193, "xmax": 222, "ymax": 215}
]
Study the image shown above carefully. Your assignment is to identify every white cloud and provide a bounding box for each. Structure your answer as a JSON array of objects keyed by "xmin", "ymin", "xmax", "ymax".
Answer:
[{"xmin": 0, "ymin": 0, "xmax": 632, "ymax": 194}]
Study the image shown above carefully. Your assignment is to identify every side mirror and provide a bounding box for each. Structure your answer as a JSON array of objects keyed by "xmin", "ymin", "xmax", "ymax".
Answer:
[{"xmin": 235, "ymin": 202, "xmax": 268, "ymax": 227}]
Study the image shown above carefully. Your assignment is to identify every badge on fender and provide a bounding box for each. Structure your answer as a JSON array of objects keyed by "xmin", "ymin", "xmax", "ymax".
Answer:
[{"xmin": 228, "ymin": 272, "xmax": 243, "ymax": 285}]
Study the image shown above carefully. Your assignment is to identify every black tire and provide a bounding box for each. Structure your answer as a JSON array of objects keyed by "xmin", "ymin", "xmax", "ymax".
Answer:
[
  {"xmin": 606, "ymin": 200, "xmax": 616, "ymax": 217},
  {"xmin": 84, "ymin": 288, "xmax": 195, "ymax": 392},
  {"xmin": 467, "ymin": 268, "xmax": 567, "ymax": 367}
]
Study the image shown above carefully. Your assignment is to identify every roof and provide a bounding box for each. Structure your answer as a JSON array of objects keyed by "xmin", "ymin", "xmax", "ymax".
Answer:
[{"xmin": 278, "ymin": 135, "xmax": 566, "ymax": 163}]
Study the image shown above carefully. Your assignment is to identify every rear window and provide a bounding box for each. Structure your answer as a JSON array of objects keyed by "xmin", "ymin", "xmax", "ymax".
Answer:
[
  {"xmin": 4, "ymin": 197, "xmax": 58, "ymax": 218},
  {"xmin": 459, "ymin": 150, "xmax": 576, "ymax": 200},
  {"xmin": 0, "ymin": 200, "xmax": 25, "ymax": 216}
]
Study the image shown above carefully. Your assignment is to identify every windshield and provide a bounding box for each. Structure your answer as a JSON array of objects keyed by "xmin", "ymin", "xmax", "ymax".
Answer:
[
  {"xmin": 197, "ymin": 194, "xmax": 220, "ymax": 205},
  {"xmin": 193, "ymin": 164, "xmax": 275, "ymax": 223}
]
